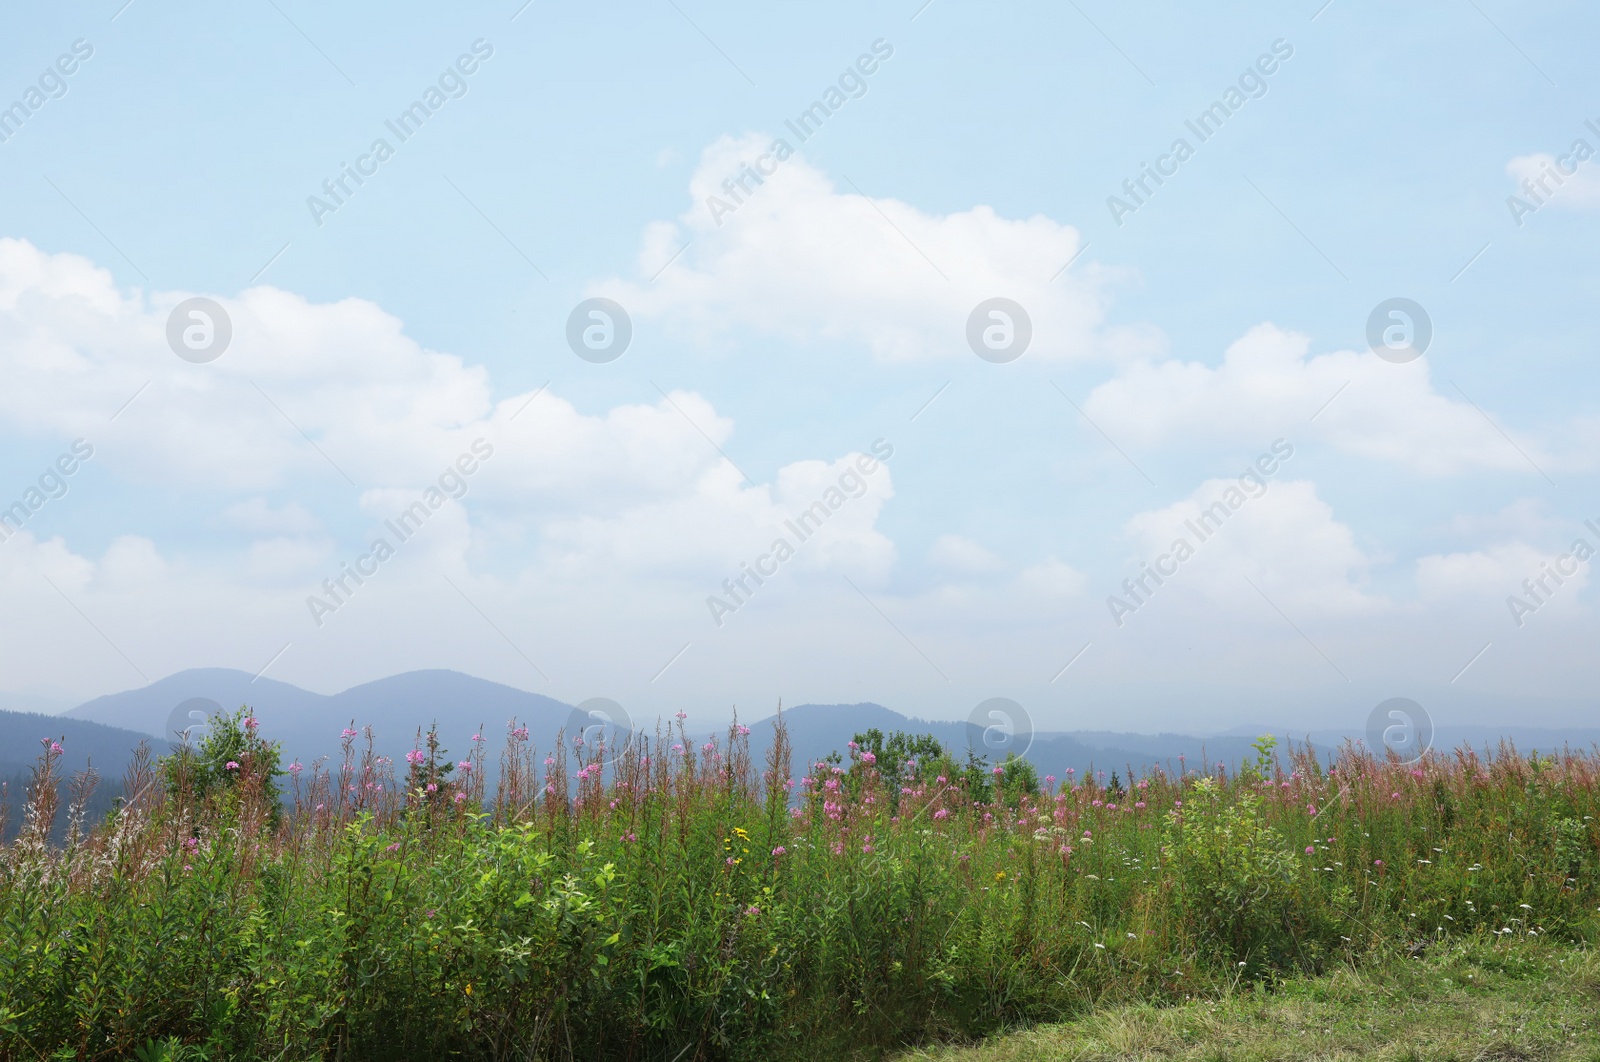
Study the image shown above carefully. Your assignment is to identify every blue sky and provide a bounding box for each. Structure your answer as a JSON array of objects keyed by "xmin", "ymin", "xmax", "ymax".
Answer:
[{"xmin": 1, "ymin": 0, "xmax": 1597, "ymax": 736}]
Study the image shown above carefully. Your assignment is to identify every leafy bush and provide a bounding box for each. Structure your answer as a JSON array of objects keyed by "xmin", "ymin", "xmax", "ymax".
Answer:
[{"xmin": 0, "ymin": 717, "xmax": 1596, "ymax": 1060}]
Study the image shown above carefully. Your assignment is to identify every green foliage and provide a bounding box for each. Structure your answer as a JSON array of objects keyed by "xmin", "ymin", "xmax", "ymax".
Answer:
[
  {"xmin": 2, "ymin": 718, "xmax": 1598, "ymax": 1060},
  {"xmin": 162, "ymin": 706, "xmax": 283, "ymax": 818},
  {"xmin": 1164, "ymin": 777, "xmax": 1304, "ymax": 969}
]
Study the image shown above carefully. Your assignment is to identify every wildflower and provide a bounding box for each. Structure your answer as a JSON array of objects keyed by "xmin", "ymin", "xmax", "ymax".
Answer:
[
  {"xmin": 992, "ymin": 766, "xmax": 1004, "ymax": 777},
  {"xmin": 1045, "ymin": 775, "xmax": 1056, "ymax": 786},
  {"xmin": 1374, "ymin": 859, "xmax": 1384, "ymax": 868},
  {"xmin": 244, "ymin": 716, "xmax": 258, "ymax": 729},
  {"xmin": 933, "ymin": 808, "xmax": 949, "ymax": 821},
  {"xmin": 745, "ymin": 905, "xmax": 761, "ymax": 916},
  {"xmin": 454, "ymin": 792, "xmax": 466, "ymax": 803},
  {"xmin": 861, "ymin": 750, "xmax": 877, "ymax": 766},
  {"xmin": 225, "ymin": 761, "xmax": 240, "ymax": 770},
  {"xmin": 1307, "ymin": 803, "xmax": 1317, "ymax": 815},
  {"xmin": 772, "ymin": 846, "xmax": 786, "ymax": 857},
  {"xmin": 288, "ymin": 761, "xmax": 303, "ymax": 774},
  {"xmin": 936, "ymin": 775, "xmax": 948, "ymax": 785},
  {"xmin": 458, "ymin": 760, "xmax": 472, "ymax": 772},
  {"xmin": 675, "ymin": 710, "xmax": 687, "ymax": 721},
  {"xmin": 471, "ymin": 732, "xmax": 483, "ymax": 743},
  {"xmin": 1305, "ymin": 846, "xmax": 1315, "ymax": 855},
  {"xmin": 342, "ymin": 728, "xmax": 358, "ymax": 738},
  {"xmin": 1134, "ymin": 801, "xmax": 1146, "ymax": 809},
  {"xmin": 385, "ymin": 842, "xmax": 400, "ymax": 852},
  {"xmin": 1391, "ymin": 792, "xmax": 1401, "ymax": 800},
  {"xmin": 1173, "ymin": 800, "xmax": 1182, "ymax": 808}
]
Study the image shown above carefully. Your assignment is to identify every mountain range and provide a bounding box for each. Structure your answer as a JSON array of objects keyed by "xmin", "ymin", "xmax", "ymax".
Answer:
[{"xmin": 34, "ymin": 667, "xmax": 1598, "ymax": 776}]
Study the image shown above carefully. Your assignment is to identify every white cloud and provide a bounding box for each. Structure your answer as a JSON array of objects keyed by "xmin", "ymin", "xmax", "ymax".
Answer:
[
  {"xmin": 1121, "ymin": 477, "xmax": 1380, "ymax": 617},
  {"xmin": 928, "ymin": 534, "xmax": 1002, "ymax": 574},
  {"xmin": 218, "ymin": 498, "xmax": 322, "ymax": 535},
  {"xmin": 1506, "ymin": 152, "xmax": 1600, "ymax": 214},
  {"xmin": 592, "ymin": 134, "xmax": 1143, "ymax": 362},
  {"xmin": 1084, "ymin": 323, "xmax": 1559, "ymax": 476}
]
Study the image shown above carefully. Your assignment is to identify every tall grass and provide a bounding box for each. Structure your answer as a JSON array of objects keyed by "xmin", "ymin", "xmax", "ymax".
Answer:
[{"xmin": 0, "ymin": 711, "xmax": 1596, "ymax": 1061}]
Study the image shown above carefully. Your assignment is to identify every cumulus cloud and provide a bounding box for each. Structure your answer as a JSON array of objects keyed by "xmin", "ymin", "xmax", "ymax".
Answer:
[
  {"xmin": 1120, "ymin": 476, "xmax": 1380, "ymax": 617},
  {"xmin": 1084, "ymin": 323, "xmax": 1559, "ymax": 476},
  {"xmin": 928, "ymin": 534, "xmax": 1003, "ymax": 574},
  {"xmin": 591, "ymin": 134, "xmax": 1141, "ymax": 362},
  {"xmin": 1506, "ymin": 152, "xmax": 1600, "ymax": 216}
]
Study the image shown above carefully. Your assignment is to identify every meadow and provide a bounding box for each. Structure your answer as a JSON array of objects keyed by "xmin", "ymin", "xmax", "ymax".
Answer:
[{"xmin": 0, "ymin": 709, "xmax": 1596, "ymax": 1061}]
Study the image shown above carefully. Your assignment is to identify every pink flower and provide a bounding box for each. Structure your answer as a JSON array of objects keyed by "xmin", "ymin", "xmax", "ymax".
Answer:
[
  {"xmin": 244, "ymin": 716, "xmax": 258, "ymax": 729},
  {"xmin": 861, "ymin": 750, "xmax": 877, "ymax": 765},
  {"xmin": 992, "ymin": 766, "xmax": 1004, "ymax": 777},
  {"xmin": 1374, "ymin": 859, "xmax": 1384, "ymax": 868},
  {"xmin": 454, "ymin": 792, "xmax": 466, "ymax": 803},
  {"xmin": 745, "ymin": 905, "xmax": 761, "ymax": 916},
  {"xmin": 772, "ymin": 846, "xmax": 786, "ymax": 857},
  {"xmin": 1305, "ymin": 846, "xmax": 1315, "ymax": 855},
  {"xmin": 457, "ymin": 760, "xmax": 472, "ymax": 772},
  {"xmin": 385, "ymin": 842, "xmax": 400, "ymax": 852},
  {"xmin": 405, "ymin": 749, "xmax": 425, "ymax": 767},
  {"xmin": 933, "ymin": 808, "xmax": 949, "ymax": 821},
  {"xmin": 288, "ymin": 761, "xmax": 303, "ymax": 774},
  {"xmin": 675, "ymin": 710, "xmax": 687, "ymax": 721},
  {"xmin": 225, "ymin": 761, "xmax": 240, "ymax": 770},
  {"xmin": 341, "ymin": 728, "xmax": 358, "ymax": 738}
]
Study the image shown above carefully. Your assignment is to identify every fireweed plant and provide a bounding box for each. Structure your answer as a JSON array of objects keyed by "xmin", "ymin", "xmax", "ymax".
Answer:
[{"xmin": 0, "ymin": 709, "xmax": 1596, "ymax": 1060}]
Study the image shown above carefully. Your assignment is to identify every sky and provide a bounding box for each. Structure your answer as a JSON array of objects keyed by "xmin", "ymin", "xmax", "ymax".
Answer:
[{"xmin": 1, "ymin": 0, "xmax": 1597, "ymax": 740}]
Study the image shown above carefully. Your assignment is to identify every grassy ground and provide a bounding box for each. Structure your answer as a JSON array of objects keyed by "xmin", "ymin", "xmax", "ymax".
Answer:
[{"xmin": 899, "ymin": 942, "xmax": 1600, "ymax": 1062}]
